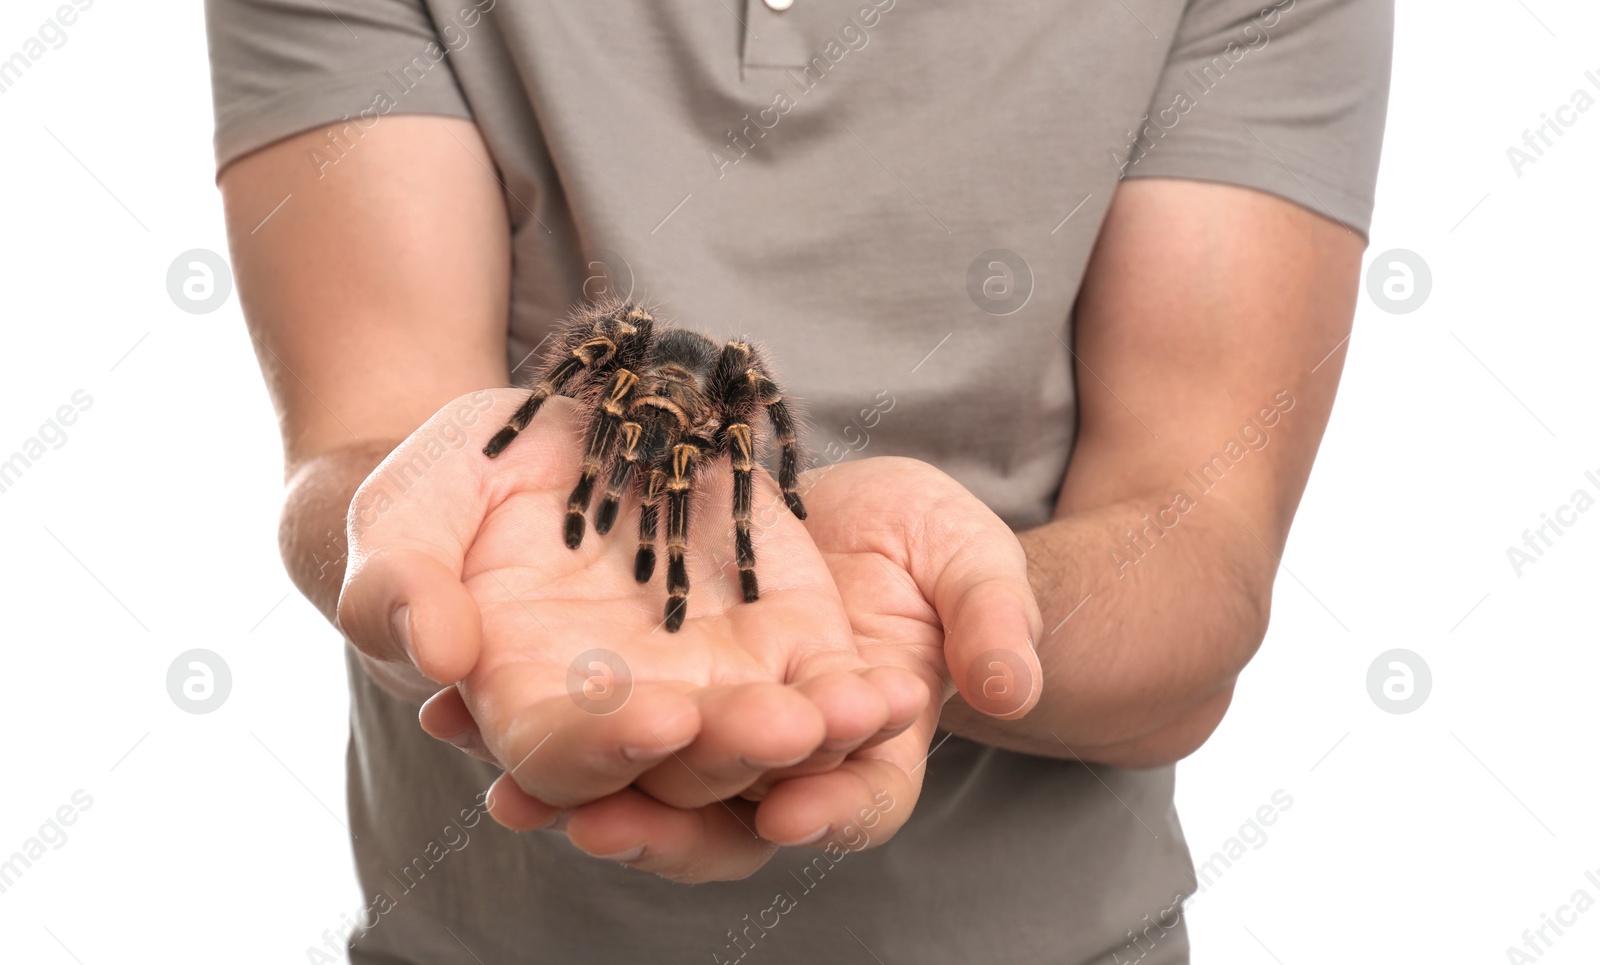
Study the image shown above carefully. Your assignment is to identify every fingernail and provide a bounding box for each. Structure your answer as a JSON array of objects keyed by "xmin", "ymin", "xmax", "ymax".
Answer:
[
  {"xmin": 441, "ymin": 730, "xmax": 480, "ymax": 751},
  {"xmin": 390, "ymin": 604, "xmax": 413, "ymax": 660},
  {"xmin": 776, "ymin": 824, "xmax": 830, "ymax": 847},
  {"xmin": 592, "ymin": 844, "xmax": 645, "ymax": 862},
  {"xmin": 820, "ymin": 736, "xmax": 861, "ymax": 753},
  {"xmin": 540, "ymin": 809, "xmax": 572, "ymax": 832},
  {"xmin": 740, "ymin": 751, "xmax": 811, "ymax": 769},
  {"xmin": 621, "ymin": 735, "xmax": 693, "ymax": 763}
]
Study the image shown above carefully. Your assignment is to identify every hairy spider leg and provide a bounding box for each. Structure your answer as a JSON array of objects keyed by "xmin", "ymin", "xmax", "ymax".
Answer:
[
  {"xmin": 596, "ymin": 404, "xmax": 671, "ymax": 535},
  {"xmin": 663, "ymin": 440, "xmax": 707, "ymax": 632},
  {"xmin": 725, "ymin": 422, "xmax": 759, "ymax": 602},
  {"xmin": 709, "ymin": 341, "xmax": 768, "ymax": 602},
  {"xmin": 483, "ymin": 349, "xmax": 596, "ymax": 457},
  {"xmin": 712, "ymin": 341, "xmax": 808, "ymax": 520},
  {"xmin": 635, "ymin": 467, "xmax": 666, "ymax": 584},
  {"xmin": 594, "ymin": 421, "xmax": 642, "ymax": 536},
  {"xmin": 481, "ymin": 302, "xmax": 645, "ymax": 456},
  {"xmin": 759, "ymin": 380, "xmax": 807, "ymax": 520},
  {"xmin": 565, "ymin": 368, "xmax": 641, "ymax": 549}
]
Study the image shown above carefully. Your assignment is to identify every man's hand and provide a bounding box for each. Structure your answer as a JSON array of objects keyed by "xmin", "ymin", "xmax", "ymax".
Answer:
[
  {"xmin": 803, "ymin": 457, "xmax": 1045, "ymax": 715},
  {"xmin": 337, "ymin": 390, "xmax": 930, "ymax": 858},
  {"xmin": 476, "ymin": 455, "xmax": 1044, "ymax": 883},
  {"xmin": 751, "ymin": 456, "xmax": 1046, "ymax": 832}
]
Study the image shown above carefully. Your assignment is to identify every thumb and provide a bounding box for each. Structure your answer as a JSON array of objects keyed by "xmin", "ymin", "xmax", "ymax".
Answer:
[
  {"xmin": 940, "ymin": 576, "xmax": 1043, "ymax": 720},
  {"xmin": 337, "ymin": 547, "xmax": 483, "ymax": 684},
  {"xmin": 926, "ymin": 534, "xmax": 1044, "ymax": 721},
  {"xmin": 334, "ymin": 390, "xmax": 508, "ymax": 683}
]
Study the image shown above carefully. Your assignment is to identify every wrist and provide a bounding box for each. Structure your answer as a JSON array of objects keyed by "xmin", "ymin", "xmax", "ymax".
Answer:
[{"xmin": 278, "ymin": 438, "xmax": 401, "ymax": 624}]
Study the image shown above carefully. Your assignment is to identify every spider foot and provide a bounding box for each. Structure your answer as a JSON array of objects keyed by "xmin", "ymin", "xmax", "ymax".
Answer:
[
  {"xmin": 635, "ymin": 546, "xmax": 656, "ymax": 583},
  {"xmin": 595, "ymin": 496, "xmax": 621, "ymax": 535},
  {"xmin": 738, "ymin": 568, "xmax": 759, "ymax": 603},
  {"xmin": 564, "ymin": 512, "xmax": 586, "ymax": 549},
  {"xmin": 664, "ymin": 596, "xmax": 687, "ymax": 633},
  {"xmin": 784, "ymin": 492, "xmax": 807, "ymax": 520},
  {"xmin": 482, "ymin": 426, "xmax": 519, "ymax": 458}
]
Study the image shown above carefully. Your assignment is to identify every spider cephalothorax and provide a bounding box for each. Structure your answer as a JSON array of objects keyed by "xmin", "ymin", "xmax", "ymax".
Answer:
[{"xmin": 483, "ymin": 302, "xmax": 808, "ymax": 632}]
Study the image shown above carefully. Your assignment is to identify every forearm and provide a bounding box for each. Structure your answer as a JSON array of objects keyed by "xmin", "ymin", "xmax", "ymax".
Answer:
[
  {"xmin": 939, "ymin": 488, "xmax": 1274, "ymax": 767},
  {"xmin": 937, "ymin": 180, "xmax": 1363, "ymax": 766},
  {"xmin": 219, "ymin": 116, "xmax": 512, "ymax": 704},
  {"xmin": 280, "ymin": 438, "xmax": 441, "ymax": 705}
]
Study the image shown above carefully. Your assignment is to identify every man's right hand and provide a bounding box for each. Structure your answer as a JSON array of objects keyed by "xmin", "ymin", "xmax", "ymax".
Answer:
[{"xmin": 336, "ymin": 389, "xmax": 928, "ymax": 845}]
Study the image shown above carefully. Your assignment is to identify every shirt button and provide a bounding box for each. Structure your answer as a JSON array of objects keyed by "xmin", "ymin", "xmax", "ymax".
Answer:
[{"xmin": 764, "ymin": 0, "xmax": 793, "ymax": 10}]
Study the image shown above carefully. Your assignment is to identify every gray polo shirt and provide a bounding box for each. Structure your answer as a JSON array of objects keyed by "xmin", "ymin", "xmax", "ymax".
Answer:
[{"xmin": 206, "ymin": 1, "xmax": 1390, "ymax": 961}]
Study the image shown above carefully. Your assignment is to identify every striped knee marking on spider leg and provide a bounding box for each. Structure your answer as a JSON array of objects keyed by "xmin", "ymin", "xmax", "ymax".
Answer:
[
  {"xmin": 727, "ymin": 423, "xmax": 759, "ymax": 603},
  {"xmin": 574, "ymin": 334, "xmax": 621, "ymax": 367},
  {"xmin": 663, "ymin": 443, "xmax": 699, "ymax": 632},
  {"xmin": 595, "ymin": 421, "xmax": 643, "ymax": 536},
  {"xmin": 635, "ymin": 468, "xmax": 665, "ymax": 584},
  {"xmin": 565, "ymin": 370, "xmax": 639, "ymax": 548},
  {"xmin": 482, "ymin": 352, "xmax": 594, "ymax": 456}
]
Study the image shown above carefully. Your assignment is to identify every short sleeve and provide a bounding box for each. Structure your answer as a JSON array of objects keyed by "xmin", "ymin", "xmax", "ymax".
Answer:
[
  {"xmin": 1122, "ymin": 0, "xmax": 1393, "ymax": 236},
  {"xmin": 204, "ymin": 0, "xmax": 473, "ymax": 177}
]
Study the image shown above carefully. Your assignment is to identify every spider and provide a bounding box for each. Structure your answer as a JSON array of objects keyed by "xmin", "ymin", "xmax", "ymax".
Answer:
[{"xmin": 482, "ymin": 301, "xmax": 808, "ymax": 632}]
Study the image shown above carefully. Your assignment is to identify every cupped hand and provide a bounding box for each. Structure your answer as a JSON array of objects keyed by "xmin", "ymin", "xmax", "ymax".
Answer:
[
  {"xmin": 806, "ymin": 456, "xmax": 1045, "ymax": 718},
  {"xmin": 489, "ymin": 455, "xmax": 1044, "ymax": 882},
  {"xmin": 737, "ymin": 456, "xmax": 1045, "ymax": 844},
  {"xmin": 336, "ymin": 390, "xmax": 927, "ymax": 849}
]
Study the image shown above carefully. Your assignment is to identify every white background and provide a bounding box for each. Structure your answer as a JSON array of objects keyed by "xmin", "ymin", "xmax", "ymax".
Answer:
[{"xmin": 0, "ymin": 2, "xmax": 1595, "ymax": 963}]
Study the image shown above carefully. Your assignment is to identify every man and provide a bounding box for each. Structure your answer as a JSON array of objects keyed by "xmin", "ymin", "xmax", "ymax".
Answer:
[{"xmin": 208, "ymin": 0, "xmax": 1391, "ymax": 961}]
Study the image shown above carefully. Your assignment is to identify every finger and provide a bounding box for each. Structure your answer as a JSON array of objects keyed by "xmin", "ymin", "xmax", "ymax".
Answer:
[
  {"xmin": 849, "ymin": 664, "xmax": 930, "ymax": 749},
  {"xmin": 338, "ymin": 546, "xmax": 483, "ymax": 684},
  {"xmin": 562, "ymin": 787, "xmax": 778, "ymax": 884},
  {"xmin": 736, "ymin": 669, "xmax": 891, "ymax": 799},
  {"xmin": 794, "ymin": 665, "xmax": 894, "ymax": 751},
  {"xmin": 465, "ymin": 664, "xmax": 702, "ymax": 809},
  {"xmin": 632, "ymin": 681, "xmax": 827, "ymax": 808},
  {"xmin": 419, "ymin": 686, "xmax": 501, "ymax": 766},
  {"xmin": 783, "ymin": 651, "xmax": 926, "ymax": 754},
  {"xmin": 736, "ymin": 665, "xmax": 924, "ymax": 800},
  {"xmin": 912, "ymin": 505, "xmax": 1044, "ymax": 718},
  {"xmin": 938, "ymin": 576, "xmax": 1044, "ymax": 720},
  {"xmin": 485, "ymin": 771, "xmax": 565, "ymax": 832},
  {"xmin": 751, "ymin": 679, "xmax": 941, "ymax": 848},
  {"xmin": 337, "ymin": 391, "xmax": 517, "ymax": 683},
  {"xmin": 753, "ymin": 752, "xmax": 918, "ymax": 849}
]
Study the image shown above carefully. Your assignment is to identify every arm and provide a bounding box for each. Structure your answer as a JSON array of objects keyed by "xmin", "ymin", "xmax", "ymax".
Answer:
[
  {"xmin": 938, "ymin": 177, "xmax": 1365, "ymax": 767},
  {"xmin": 219, "ymin": 115, "xmax": 512, "ymax": 701}
]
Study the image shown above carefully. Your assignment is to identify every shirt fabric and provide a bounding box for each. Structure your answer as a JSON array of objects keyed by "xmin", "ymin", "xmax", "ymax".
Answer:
[{"xmin": 205, "ymin": 1, "xmax": 1391, "ymax": 962}]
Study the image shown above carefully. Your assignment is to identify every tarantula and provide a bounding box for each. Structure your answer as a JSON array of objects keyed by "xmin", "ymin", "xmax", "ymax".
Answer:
[{"xmin": 482, "ymin": 302, "xmax": 808, "ymax": 632}]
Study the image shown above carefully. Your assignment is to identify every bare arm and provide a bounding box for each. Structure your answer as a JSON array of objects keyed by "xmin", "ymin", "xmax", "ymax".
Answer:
[
  {"xmin": 939, "ymin": 178, "xmax": 1365, "ymax": 767},
  {"xmin": 219, "ymin": 115, "xmax": 511, "ymax": 700}
]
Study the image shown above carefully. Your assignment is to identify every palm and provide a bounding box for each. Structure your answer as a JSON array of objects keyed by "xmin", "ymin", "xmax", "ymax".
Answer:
[
  {"xmin": 461, "ymin": 398, "xmax": 853, "ymax": 689},
  {"xmin": 459, "ymin": 396, "xmax": 876, "ymax": 769},
  {"xmin": 351, "ymin": 390, "xmax": 915, "ymax": 812},
  {"xmin": 805, "ymin": 457, "xmax": 1045, "ymax": 721}
]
